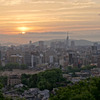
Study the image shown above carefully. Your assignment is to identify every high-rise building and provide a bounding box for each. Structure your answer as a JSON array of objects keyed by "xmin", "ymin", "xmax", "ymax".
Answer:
[
  {"xmin": 10, "ymin": 54, "xmax": 24, "ymax": 65},
  {"xmin": 31, "ymin": 53, "xmax": 34, "ymax": 68},
  {"xmin": 49, "ymin": 56, "xmax": 54, "ymax": 64},
  {"xmin": 71, "ymin": 41, "xmax": 75, "ymax": 49},
  {"xmin": 66, "ymin": 32, "xmax": 69, "ymax": 49},
  {"xmin": 31, "ymin": 51, "xmax": 39, "ymax": 68},
  {"xmin": 39, "ymin": 41, "xmax": 44, "ymax": 51},
  {"xmin": 69, "ymin": 53, "xmax": 73, "ymax": 65},
  {"xmin": 24, "ymin": 51, "xmax": 31, "ymax": 67},
  {"xmin": 91, "ymin": 45, "xmax": 98, "ymax": 55},
  {"xmin": 97, "ymin": 56, "xmax": 100, "ymax": 68},
  {"xmin": 94, "ymin": 42, "xmax": 98, "ymax": 47},
  {"xmin": 29, "ymin": 40, "xmax": 32, "ymax": 45}
]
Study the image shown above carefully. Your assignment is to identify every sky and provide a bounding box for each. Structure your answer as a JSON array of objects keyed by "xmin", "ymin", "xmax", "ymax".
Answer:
[{"xmin": 0, "ymin": 0, "xmax": 100, "ymax": 44}]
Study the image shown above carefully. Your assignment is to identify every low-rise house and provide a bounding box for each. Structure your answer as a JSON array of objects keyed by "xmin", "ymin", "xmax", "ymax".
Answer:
[
  {"xmin": 91, "ymin": 68, "xmax": 100, "ymax": 77},
  {"xmin": 7, "ymin": 75, "xmax": 21, "ymax": 86}
]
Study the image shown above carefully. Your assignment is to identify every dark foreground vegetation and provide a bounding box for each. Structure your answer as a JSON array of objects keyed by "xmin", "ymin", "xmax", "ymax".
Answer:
[
  {"xmin": 1, "ymin": 68, "xmax": 100, "ymax": 100},
  {"xmin": 50, "ymin": 77, "xmax": 100, "ymax": 100},
  {"xmin": 21, "ymin": 69, "xmax": 68, "ymax": 90},
  {"xmin": 0, "ymin": 63, "xmax": 28, "ymax": 71}
]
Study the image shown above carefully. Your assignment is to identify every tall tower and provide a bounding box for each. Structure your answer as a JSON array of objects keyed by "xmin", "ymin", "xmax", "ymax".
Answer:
[{"xmin": 66, "ymin": 32, "xmax": 69, "ymax": 49}]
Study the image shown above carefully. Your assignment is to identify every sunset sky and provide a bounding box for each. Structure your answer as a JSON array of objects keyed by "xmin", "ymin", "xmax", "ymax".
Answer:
[{"xmin": 0, "ymin": 0, "xmax": 100, "ymax": 44}]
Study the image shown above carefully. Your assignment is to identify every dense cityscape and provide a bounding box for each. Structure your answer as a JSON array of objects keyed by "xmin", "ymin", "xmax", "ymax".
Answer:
[
  {"xmin": 0, "ymin": 34, "xmax": 100, "ymax": 100},
  {"xmin": 1, "ymin": 34, "xmax": 100, "ymax": 70}
]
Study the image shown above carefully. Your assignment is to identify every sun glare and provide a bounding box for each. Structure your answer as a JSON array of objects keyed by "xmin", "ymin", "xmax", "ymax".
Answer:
[
  {"xmin": 22, "ymin": 32, "xmax": 26, "ymax": 34},
  {"xmin": 17, "ymin": 27, "xmax": 29, "ymax": 32}
]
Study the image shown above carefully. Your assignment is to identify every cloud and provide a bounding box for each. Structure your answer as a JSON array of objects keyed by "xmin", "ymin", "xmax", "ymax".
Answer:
[
  {"xmin": 25, "ymin": 32, "xmax": 68, "ymax": 35},
  {"xmin": 0, "ymin": 0, "xmax": 22, "ymax": 5},
  {"xmin": 0, "ymin": 0, "xmax": 99, "ymax": 38},
  {"xmin": 0, "ymin": 0, "xmax": 67, "ymax": 5},
  {"xmin": 0, "ymin": 0, "xmax": 95, "ymax": 7},
  {"xmin": 72, "ymin": 0, "xmax": 96, "ymax": 8}
]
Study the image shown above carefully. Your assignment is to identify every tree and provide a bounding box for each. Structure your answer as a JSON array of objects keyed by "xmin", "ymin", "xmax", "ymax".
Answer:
[
  {"xmin": 50, "ymin": 77, "xmax": 100, "ymax": 100},
  {"xmin": 21, "ymin": 69, "xmax": 68, "ymax": 90}
]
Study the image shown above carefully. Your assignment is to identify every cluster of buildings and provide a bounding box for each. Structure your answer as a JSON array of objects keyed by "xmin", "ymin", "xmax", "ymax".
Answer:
[
  {"xmin": 0, "ymin": 34, "xmax": 100, "ymax": 70},
  {"xmin": 63, "ymin": 67, "xmax": 100, "ymax": 84},
  {"xmin": 7, "ymin": 75, "xmax": 21, "ymax": 86},
  {"xmin": 4, "ymin": 87, "xmax": 49, "ymax": 100},
  {"xmin": 4, "ymin": 75, "xmax": 49, "ymax": 100}
]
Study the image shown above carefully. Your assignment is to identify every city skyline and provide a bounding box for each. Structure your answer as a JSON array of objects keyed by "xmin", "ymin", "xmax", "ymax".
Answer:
[{"xmin": 0, "ymin": 0, "xmax": 100, "ymax": 43}]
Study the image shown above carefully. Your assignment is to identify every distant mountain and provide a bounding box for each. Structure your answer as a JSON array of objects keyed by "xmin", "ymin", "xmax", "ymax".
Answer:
[
  {"xmin": 73, "ymin": 40, "xmax": 93, "ymax": 46},
  {"xmin": 33, "ymin": 39, "xmax": 95, "ymax": 46}
]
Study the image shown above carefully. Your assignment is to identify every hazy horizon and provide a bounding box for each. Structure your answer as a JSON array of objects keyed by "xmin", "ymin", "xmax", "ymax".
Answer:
[{"xmin": 0, "ymin": 31, "xmax": 100, "ymax": 45}]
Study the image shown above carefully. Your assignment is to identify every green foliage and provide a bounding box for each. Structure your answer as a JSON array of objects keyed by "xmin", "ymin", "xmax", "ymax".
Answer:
[
  {"xmin": 5, "ymin": 63, "xmax": 19, "ymax": 70},
  {"xmin": 17, "ymin": 88, "xmax": 24, "ymax": 93},
  {"xmin": 0, "ymin": 76, "xmax": 7, "ymax": 86},
  {"xmin": 0, "ymin": 63, "xmax": 28, "ymax": 71},
  {"xmin": 50, "ymin": 77, "xmax": 100, "ymax": 100},
  {"xmin": 15, "ymin": 98, "xmax": 26, "ymax": 100},
  {"xmin": 0, "ymin": 82, "xmax": 9, "ymax": 100},
  {"xmin": 66, "ymin": 65, "xmax": 96, "ymax": 73},
  {"xmin": 20, "ymin": 64, "xmax": 28, "ymax": 70},
  {"xmin": 0, "ymin": 66, "xmax": 5, "ymax": 71},
  {"xmin": 0, "ymin": 82, "xmax": 4, "ymax": 99},
  {"xmin": 21, "ymin": 69, "xmax": 68, "ymax": 90}
]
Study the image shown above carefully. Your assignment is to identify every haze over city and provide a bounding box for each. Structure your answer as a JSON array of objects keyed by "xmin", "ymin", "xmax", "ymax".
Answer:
[
  {"xmin": 0, "ymin": 0, "xmax": 100, "ymax": 44},
  {"xmin": 1, "ymin": 1, "xmax": 100, "ymax": 100}
]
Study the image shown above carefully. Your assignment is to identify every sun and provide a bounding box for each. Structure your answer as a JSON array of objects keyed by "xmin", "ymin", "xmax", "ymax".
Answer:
[{"xmin": 22, "ymin": 32, "xmax": 26, "ymax": 34}]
